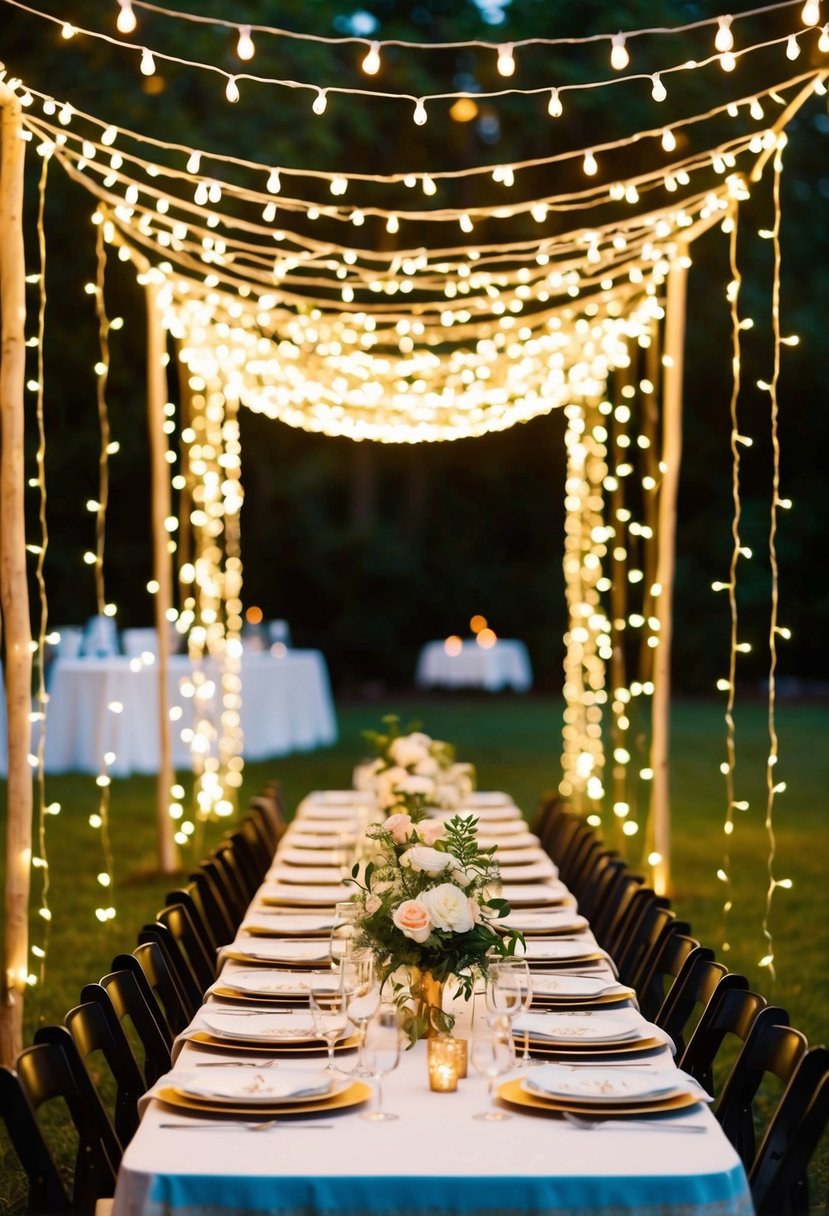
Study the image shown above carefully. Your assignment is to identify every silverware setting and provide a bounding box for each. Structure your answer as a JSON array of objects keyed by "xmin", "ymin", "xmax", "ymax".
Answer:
[
  {"xmin": 561, "ymin": 1111, "xmax": 705, "ymax": 1134},
  {"xmin": 193, "ymin": 1060, "xmax": 280, "ymax": 1068},
  {"xmin": 159, "ymin": 1120, "xmax": 334, "ymax": 1131}
]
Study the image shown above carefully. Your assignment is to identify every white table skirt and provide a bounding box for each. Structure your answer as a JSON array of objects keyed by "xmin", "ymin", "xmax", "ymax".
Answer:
[
  {"xmin": 415, "ymin": 640, "xmax": 533, "ymax": 692},
  {"xmin": 41, "ymin": 651, "xmax": 337, "ymax": 776},
  {"xmin": 112, "ymin": 793, "xmax": 752, "ymax": 1216}
]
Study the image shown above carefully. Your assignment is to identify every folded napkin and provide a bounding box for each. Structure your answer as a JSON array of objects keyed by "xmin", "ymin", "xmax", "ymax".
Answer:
[
  {"xmin": 138, "ymin": 1065, "xmax": 335, "ymax": 1116},
  {"xmin": 217, "ymin": 937, "xmax": 332, "ymax": 968},
  {"xmin": 512, "ymin": 1009, "xmax": 675, "ymax": 1051}
]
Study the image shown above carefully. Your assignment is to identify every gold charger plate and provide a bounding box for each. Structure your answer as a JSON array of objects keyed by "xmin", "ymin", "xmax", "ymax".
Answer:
[
  {"xmin": 514, "ymin": 1034, "xmax": 666, "ymax": 1057},
  {"xmin": 532, "ymin": 991, "xmax": 634, "ymax": 1010},
  {"xmin": 498, "ymin": 1077, "xmax": 701, "ymax": 1118},
  {"xmin": 156, "ymin": 1080, "xmax": 371, "ymax": 1117},
  {"xmin": 526, "ymin": 953, "xmax": 607, "ymax": 968},
  {"xmin": 210, "ymin": 987, "xmax": 306, "ymax": 1005},
  {"xmin": 242, "ymin": 925, "xmax": 331, "ymax": 938},
  {"xmin": 188, "ymin": 1031, "xmax": 359, "ymax": 1055}
]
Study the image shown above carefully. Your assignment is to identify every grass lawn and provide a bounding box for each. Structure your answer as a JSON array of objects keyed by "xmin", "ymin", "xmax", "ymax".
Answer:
[{"xmin": 1, "ymin": 694, "xmax": 827, "ymax": 1212}]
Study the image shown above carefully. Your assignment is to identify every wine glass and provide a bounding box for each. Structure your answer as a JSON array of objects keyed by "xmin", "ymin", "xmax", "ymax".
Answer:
[
  {"xmin": 495, "ymin": 959, "xmax": 538, "ymax": 1068},
  {"xmin": 360, "ymin": 1006, "xmax": 401, "ymax": 1122},
  {"xmin": 341, "ymin": 952, "xmax": 381, "ymax": 1077},
  {"xmin": 470, "ymin": 1026, "xmax": 515, "ymax": 1122},
  {"xmin": 485, "ymin": 960, "xmax": 524, "ymax": 1029},
  {"xmin": 308, "ymin": 971, "xmax": 349, "ymax": 1071},
  {"xmin": 328, "ymin": 900, "xmax": 358, "ymax": 968}
]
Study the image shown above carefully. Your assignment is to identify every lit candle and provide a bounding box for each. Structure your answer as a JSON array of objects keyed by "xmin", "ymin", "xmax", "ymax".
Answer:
[{"xmin": 428, "ymin": 1037, "xmax": 460, "ymax": 1092}]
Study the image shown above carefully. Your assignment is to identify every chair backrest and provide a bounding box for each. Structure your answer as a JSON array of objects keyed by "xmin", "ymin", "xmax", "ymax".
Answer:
[
  {"xmin": 137, "ymin": 921, "xmax": 204, "ymax": 1017},
  {"xmin": 164, "ymin": 882, "xmax": 221, "ymax": 954},
  {"xmin": 114, "ymin": 941, "xmax": 191, "ymax": 1034},
  {"xmin": 157, "ymin": 902, "xmax": 217, "ymax": 994},
  {"xmin": 602, "ymin": 885, "xmax": 659, "ymax": 963},
  {"xmin": 213, "ymin": 840, "xmax": 257, "ymax": 911},
  {"xmin": 636, "ymin": 935, "xmax": 710, "ymax": 1024},
  {"xmin": 223, "ymin": 828, "xmax": 268, "ymax": 897},
  {"xmin": 590, "ymin": 871, "xmax": 645, "ymax": 950},
  {"xmin": 0, "ymin": 1064, "xmax": 71, "ymax": 1213},
  {"xmin": 655, "ymin": 957, "xmax": 749, "ymax": 1058},
  {"xmin": 576, "ymin": 853, "xmax": 625, "ymax": 923},
  {"xmin": 247, "ymin": 800, "xmax": 282, "ymax": 855},
  {"xmin": 564, "ymin": 837, "xmax": 607, "ymax": 901},
  {"xmin": 189, "ymin": 863, "xmax": 242, "ymax": 940},
  {"xmin": 554, "ymin": 820, "xmax": 596, "ymax": 883},
  {"xmin": 238, "ymin": 812, "xmax": 276, "ymax": 872},
  {"xmin": 62, "ymin": 999, "xmax": 146, "ymax": 1146},
  {"xmin": 82, "ymin": 971, "xmax": 172, "ymax": 1084},
  {"xmin": 716, "ymin": 1017, "xmax": 809, "ymax": 1167},
  {"xmin": 617, "ymin": 905, "xmax": 689, "ymax": 991},
  {"xmin": 679, "ymin": 988, "xmax": 777, "ymax": 1097},
  {"xmin": 750, "ymin": 1045, "xmax": 829, "ymax": 1216},
  {"xmin": 16, "ymin": 1030, "xmax": 120, "ymax": 1213}
]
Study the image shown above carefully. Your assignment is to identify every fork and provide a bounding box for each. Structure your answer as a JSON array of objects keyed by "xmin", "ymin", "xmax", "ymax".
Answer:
[
  {"xmin": 561, "ymin": 1111, "xmax": 705, "ymax": 1134},
  {"xmin": 159, "ymin": 1120, "xmax": 333, "ymax": 1131}
]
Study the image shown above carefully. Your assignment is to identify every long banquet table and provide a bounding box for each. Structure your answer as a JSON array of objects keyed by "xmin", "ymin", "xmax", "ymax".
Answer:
[
  {"xmin": 111, "ymin": 793, "xmax": 753, "ymax": 1216},
  {"xmin": 415, "ymin": 639, "xmax": 533, "ymax": 692},
  {"xmin": 42, "ymin": 650, "xmax": 337, "ymax": 776}
]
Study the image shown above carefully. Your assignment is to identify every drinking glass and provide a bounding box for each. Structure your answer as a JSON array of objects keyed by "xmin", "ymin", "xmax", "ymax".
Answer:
[
  {"xmin": 308, "ymin": 971, "xmax": 349, "ymax": 1071},
  {"xmin": 470, "ymin": 1027, "xmax": 514, "ymax": 1122},
  {"xmin": 360, "ymin": 1006, "xmax": 401, "ymax": 1122},
  {"xmin": 496, "ymin": 959, "xmax": 538, "ymax": 1067},
  {"xmin": 485, "ymin": 960, "xmax": 524, "ymax": 1028},
  {"xmin": 341, "ymin": 952, "xmax": 381, "ymax": 1077},
  {"xmin": 328, "ymin": 900, "xmax": 358, "ymax": 968}
]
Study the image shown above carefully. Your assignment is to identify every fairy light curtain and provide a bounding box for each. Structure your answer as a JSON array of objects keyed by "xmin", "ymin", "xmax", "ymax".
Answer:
[{"xmin": 0, "ymin": 0, "xmax": 822, "ymax": 1056}]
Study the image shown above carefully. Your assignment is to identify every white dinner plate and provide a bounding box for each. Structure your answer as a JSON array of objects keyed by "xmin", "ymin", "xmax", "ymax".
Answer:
[
  {"xmin": 524, "ymin": 1064, "xmax": 708, "ymax": 1104},
  {"xmin": 490, "ymin": 833, "xmax": 543, "ymax": 851},
  {"xmin": 461, "ymin": 791, "xmax": 515, "ymax": 807},
  {"xmin": 501, "ymin": 911, "xmax": 588, "ymax": 934},
  {"xmin": 529, "ymin": 975, "xmax": 622, "ymax": 999},
  {"xmin": 244, "ymin": 912, "xmax": 336, "ymax": 934},
  {"xmin": 175, "ymin": 1067, "xmax": 347, "ymax": 1105},
  {"xmin": 521, "ymin": 940, "xmax": 604, "ymax": 963},
  {"xmin": 259, "ymin": 884, "xmax": 353, "ymax": 907},
  {"xmin": 290, "ymin": 817, "xmax": 358, "ymax": 834},
  {"xmin": 499, "ymin": 861, "xmax": 559, "ymax": 883},
  {"xmin": 306, "ymin": 791, "xmax": 363, "ymax": 806},
  {"xmin": 279, "ymin": 847, "xmax": 342, "ymax": 867},
  {"xmin": 269, "ymin": 866, "xmax": 345, "ymax": 886},
  {"xmin": 512, "ymin": 1013, "xmax": 641, "ymax": 1045},
  {"xmin": 230, "ymin": 939, "xmax": 332, "ymax": 965},
  {"xmin": 283, "ymin": 832, "xmax": 357, "ymax": 850},
  {"xmin": 435, "ymin": 805, "xmax": 521, "ymax": 822},
  {"xmin": 220, "ymin": 970, "xmax": 340, "ymax": 998},
  {"xmin": 500, "ymin": 884, "xmax": 570, "ymax": 907},
  {"xmin": 201, "ymin": 1011, "xmax": 320, "ymax": 1044}
]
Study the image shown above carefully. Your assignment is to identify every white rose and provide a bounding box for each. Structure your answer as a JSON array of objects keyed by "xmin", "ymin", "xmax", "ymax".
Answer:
[
  {"xmin": 399, "ymin": 845, "xmax": 456, "ymax": 876},
  {"xmin": 388, "ymin": 734, "xmax": 431, "ymax": 769},
  {"xmin": 396, "ymin": 774, "xmax": 436, "ymax": 798},
  {"xmin": 412, "ymin": 755, "xmax": 439, "ymax": 778},
  {"xmin": 419, "ymin": 883, "xmax": 475, "ymax": 934}
]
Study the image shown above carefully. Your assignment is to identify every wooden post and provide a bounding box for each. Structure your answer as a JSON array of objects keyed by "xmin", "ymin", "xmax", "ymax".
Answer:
[
  {"xmin": 649, "ymin": 245, "xmax": 689, "ymax": 897},
  {"xmin": 146, "ymin": 281, "xmax": 177, "ymax": 874},
  {"xmin": 0, "ymin": 90, "xmax": 32, "ymax": 1064}
]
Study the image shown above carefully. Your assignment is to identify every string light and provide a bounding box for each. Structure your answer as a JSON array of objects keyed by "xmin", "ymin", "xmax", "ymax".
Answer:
[
  {"xmin": 413, "ymin": 98, "xmax": 427, "ymax": 125},
  {"xmin": 651, "ymin": 74, "xmax": 667, "ymax": 102},
  {"xmin": 786, "ymin": 34, "xmax": 801, "ymax": 58},
  {"xmin": 583, "ymin": 151, "xmax": 598, "ymax": 176},
  {"xmin": 497, "ymin": 43, "xmax": 515, "ymax": 77},
  {"xmin": 235, "ymin": 24, "xmax": 254, "ymax": 61},
  {"xmin": 610, "ymin": 33, "xmax": 630, "ymax": 70},
  {"xmin": 311, "ymin": 88, "xmax": 327, "ymax": 115},
  {"xmin": 361, "ymin": 41, "xmax": 381, "ymax": 75},
  {"xmin": 140, "ymin": 47, "xmax": 156, "ymax": 75},
  {"xmin": 116, "ymin": 0, "xmax": 136, "ymax": 35},
  {"xmin": 547, "ymin": 88, "xmax": 563, "ymax": 117},
  {"xmin": 225, "ymin": 76, "xmax": 240, "ymax": 103},
  {"xmin": 801, "ymin": 0, "xmax": 821, "ymax": 25},
  {"xmin": 715, "ymin": 16, "xmax": 734, "ymax": 52}
]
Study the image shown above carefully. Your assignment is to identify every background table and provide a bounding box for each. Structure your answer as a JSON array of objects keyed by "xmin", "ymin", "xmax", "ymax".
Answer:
[
  {"xmin": 415, "ymin": 639, "xmax": 533, "ymax": 692},
  {"xmin": 42, "ymin": 650, "xmax": 337, "ymax": 776}
]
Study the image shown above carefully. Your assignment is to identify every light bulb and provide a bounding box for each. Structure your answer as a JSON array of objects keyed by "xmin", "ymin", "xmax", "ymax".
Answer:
[
  {"xmin": 802, "ymin": 0, "xmax": 821, "ymax": 25},
  {"xmin": 651, "ymin": 74, "xmax": 667, "ymax": 101},
  {"xmin": 61, "ymin": 23, "xmax": 75, "ymax": 38},
  {"xmin": 786, "ymin": 34, "xmax": 801, "ymax": 58},
  {"xmin": 421, "ymin": 174, "xmax": 436, "ymax": 196},
  {"xmin": 583, "ymin": 150, "xmax": 598, "ymax": 176},
  {"xmin": 225, "ymin": 76, "xmax": 240, "ymax": 103},
  {"xmin": 820, "ymin": 24, "xmax": 829, "ymax": 50},
  {"xmin": 715, "ymin": 15, "xmax": 734, "ymax": 52},
  {"xmin": 413, "ymin": 98, "xmax": 427, "ymax": 125},
  {"xmin": 361, "ymin": 42, "xmax": 381, "ymax": 75},
  {"xmin": 186, "ymin": 150, "xmax": 200, "ymax": 174},
  {"xmin": 661, "ymin": 127, "xmax": 676, "ymax": 152},
  {"xmin": 720, "ymin": 51, "xmax": 736, "ymax": 70},
  {"xmin": 548, "ymin": 88, "xmax": 563, "ymax": 117},
  {"xmin": 459, "ymin": 213, "xmax": 473, "ymax": 233},
  {"xmin": 140, "ymin": 48, "xmax": 156, "ymax": 76},
  {"xmin": 116, "ymin": 0, "xmax": 137, "ymax": 34},
  {"xmin": 236, "ymin": 24, "xmax": 255, "ymax": 60},
  {"xmin": 386, "ymin": 214, "xmax": 399, "ymax": 234},
  {"xmin": 497, "ymin": 43, "xmax": 515, "ymax": 76},
  {"xmin": 267, "ymin": 168, "xmax": 281, "ymax": 193},
  {"xmin": 312, "ymin": 88, "xmax": 328, "ymax": 115},
  {"xmin": 749, "ymin": 98, "xmax": 764, "ymax": 120},
  {"xmin": 610, "ymin": 34, "xmax": 629, "ymax": 70}
]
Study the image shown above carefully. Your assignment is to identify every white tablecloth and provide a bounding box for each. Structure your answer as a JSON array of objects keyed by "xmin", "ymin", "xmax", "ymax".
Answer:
[
  {"xmin": 42, "ymin": 651, "xmax": 337, "ymax": 776},
  {"xmin": 415, "ymin": 640, "xmax": 533, "ymax": 692},
  {"xmin": 111, "ymin": 793, "xmax": 752, "ymax": 1216}
]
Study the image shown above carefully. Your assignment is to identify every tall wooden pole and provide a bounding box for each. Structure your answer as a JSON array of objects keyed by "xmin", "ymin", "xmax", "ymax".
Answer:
[
  {"xmin": 0, "ymin": 90, "xmax": 32, "ymax": 1064},
  {"xmin": 146, "ymin": 282, "xmax": 177, "ymax": 874},
  {"xmin": 649, "ymin": 246, "xmax": 689, "ymax": 898}
]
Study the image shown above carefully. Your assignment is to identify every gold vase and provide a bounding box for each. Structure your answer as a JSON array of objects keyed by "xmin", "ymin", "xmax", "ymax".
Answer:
[{"xmin": 418, "ymin": 970, "xmax": 445, "ymax": 1039}]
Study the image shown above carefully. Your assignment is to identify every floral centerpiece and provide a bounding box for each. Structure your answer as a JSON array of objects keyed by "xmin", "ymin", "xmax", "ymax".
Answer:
[
  {"xmin": 348, "ymin": 805, "xmax": 523, "ymax": 1044},
  {"xmin": 358, "ymin": 715, "xmax": 475, "ymax": 813}
]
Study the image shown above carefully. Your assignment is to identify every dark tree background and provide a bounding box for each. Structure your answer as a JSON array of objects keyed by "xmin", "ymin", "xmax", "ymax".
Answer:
[{"xmin": 1, "ymin": 0, "xmax": 827, "ymax": 694}]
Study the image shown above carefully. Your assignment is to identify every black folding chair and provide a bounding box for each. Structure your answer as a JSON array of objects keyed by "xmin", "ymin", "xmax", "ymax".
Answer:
[
  {"xmin": 636, "ymin": 935, "xmax": 710, "ymax": 1024},
  {"xmin": 114, "ymin": 940, "xmax": 191, "ymax": 1035},
  {"xmin": 82, "ymin": 970, "xmax": 172, "ymax": 1085},
  {"xmin": 655, "ymin": 956, "xmax": 748, "ymax": 1058},
  {"xmin": 750, "ymin": 1045, "xmax": 829, "ymax": 1216},
  {"xmin": 61, "ymin": 1001, "xmax": 146, "ymax": 1146},
  {"xmin": 679, "ymin": 989, "xmax": 780, "ymax": 1098},
  {"xmin": 0, "ymin": 1064, "xmax": 71, "ymax": 1213},
  {"xmin": 156, "ymin": 901, "xmax": 217, "ymax": 994}
]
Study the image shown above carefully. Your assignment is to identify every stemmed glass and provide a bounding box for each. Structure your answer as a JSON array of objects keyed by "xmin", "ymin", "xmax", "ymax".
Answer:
[
  {"xmin": 308, "ymin": 971, "xmax": 349, "ymax": 1072},
  {"xmin": 341, "ymin": 952, "xmax": 381, "ymax": 1078},
  {"xmin": 470, "ymin": 1025, "xmax": 515, "ymax": 1122},
  {"xmin": 360, "ymin": 1006, "xmax": 402, "ymax": 1122},
  {"xmin": 328, "ymin": 900, "xmax": 358, "ymax": 969},
  {"xmin": 485, "ymin": 960, "xmax": 525, "ymax": 1028},
  {"xmin": 495, "ymin": 959, "xmax": 538, "ymax": 1068}
]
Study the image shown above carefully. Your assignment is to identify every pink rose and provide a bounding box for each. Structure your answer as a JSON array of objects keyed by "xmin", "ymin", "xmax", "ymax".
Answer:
[
  {"xmin": 392, "ymin": 899, "xmax": 432, "ymax": 943},
  {"xmin": 383, "ymin": 812, "xmax": 414, "ymax": 844},
  {"xmin": 365, "ymin": 893, "xmax": 382, "ymax": 915},
  {"xmin": 416, "ymin": 819, "xmax": 447, "ymax": 846}
]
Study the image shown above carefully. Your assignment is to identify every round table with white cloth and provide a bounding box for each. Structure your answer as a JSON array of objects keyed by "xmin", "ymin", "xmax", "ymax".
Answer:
[{"xmin": 415, "ymin": 639, "xmax": 533, "ymax": 692}]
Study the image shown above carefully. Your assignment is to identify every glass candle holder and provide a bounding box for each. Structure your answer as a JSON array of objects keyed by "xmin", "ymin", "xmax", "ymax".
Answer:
[
  {"xmin": 428, "ymin": 1036, "xmax": 460, "ymax": 1092},
  {"xmin": 447, "ymin": 1036, "xmax": 468, "ymax": 1079}
]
